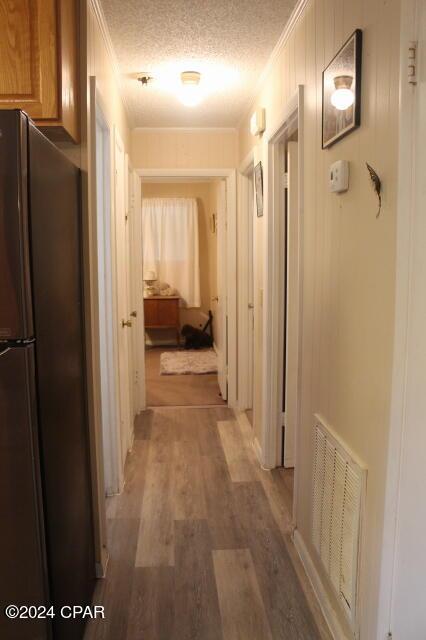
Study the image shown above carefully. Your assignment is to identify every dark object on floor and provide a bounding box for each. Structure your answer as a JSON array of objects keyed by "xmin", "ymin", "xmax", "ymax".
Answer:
[{"xmin": 182, "ymin": 310, "xmax": 214, "ymax": 349}]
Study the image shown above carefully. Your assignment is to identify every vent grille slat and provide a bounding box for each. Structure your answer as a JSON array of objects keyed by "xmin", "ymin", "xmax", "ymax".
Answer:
[{"xmin": 311, "ymin": 419, "xmax": 365, "ymax": 630}]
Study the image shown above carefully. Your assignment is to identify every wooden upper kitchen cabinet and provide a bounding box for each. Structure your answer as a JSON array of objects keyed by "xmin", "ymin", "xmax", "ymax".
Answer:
[{"xmin": 0, "ymin": 0, "xmax": 79, "ymax": 143}]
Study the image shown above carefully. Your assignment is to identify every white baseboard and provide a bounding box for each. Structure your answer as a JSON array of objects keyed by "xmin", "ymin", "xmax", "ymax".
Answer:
[
  {"xmin": 95, "ymin": 547, "xmax": 109, "ymax": 578},
  {"xmin": 293, "ymin": 530, "xmax": 349, "ymax": 640},
  {"xmin": 252, "ymin": 435, "xmax": 278, "ymax": 471},
  {"xmin": 253, "ymin": 436, "xmax": 263, "ymax": 466}
]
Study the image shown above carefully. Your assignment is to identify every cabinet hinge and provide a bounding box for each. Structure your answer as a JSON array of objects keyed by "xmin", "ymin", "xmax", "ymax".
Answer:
[{"xmin": 408, "ymin": 41, "xmax": 417, "ymax": 85}]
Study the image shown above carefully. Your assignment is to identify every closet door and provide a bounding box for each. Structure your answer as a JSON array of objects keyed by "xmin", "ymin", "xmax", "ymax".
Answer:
[
  {"xmin": 115, "ymin": 132, "xmax": 132, "ymax": 466},
  {"xmin": 216, "ymin": 180, "xmax": 228, "ymax": 400}
]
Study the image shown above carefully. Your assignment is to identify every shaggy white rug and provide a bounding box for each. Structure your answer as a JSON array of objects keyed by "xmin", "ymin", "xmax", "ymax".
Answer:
[{"xmin": 160, "ymin": 349, "xmax": 218, "ymax": 375}]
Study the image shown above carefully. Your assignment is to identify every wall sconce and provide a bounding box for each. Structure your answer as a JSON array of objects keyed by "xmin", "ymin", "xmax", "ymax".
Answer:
[
  {"xmin": 250, "ymin": 108, "xmax": 266, "ymax": 136},
  {"xmin": 330, "ymin": 75, "xmax": 355, "ymax": 110}
]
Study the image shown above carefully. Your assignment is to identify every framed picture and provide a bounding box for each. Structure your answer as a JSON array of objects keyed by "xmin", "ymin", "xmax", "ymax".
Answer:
[
  {"xmin": 254, "ymin": 161, "xmax": 263, "ymax": 217},
  {"xmin": 322, "ymin": 29, "xmax": 362, "ymax": 149}
]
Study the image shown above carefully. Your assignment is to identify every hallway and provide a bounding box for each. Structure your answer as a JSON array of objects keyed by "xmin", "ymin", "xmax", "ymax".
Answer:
[{"xmin": 84, "ymin": 407, "xmax": 330, "ymax": 640}]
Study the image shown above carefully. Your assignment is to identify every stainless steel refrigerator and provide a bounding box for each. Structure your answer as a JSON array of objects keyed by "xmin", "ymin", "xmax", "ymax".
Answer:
[{"xmin": 0, "ymin": 110, "xmax": 95, "ymax": 639}]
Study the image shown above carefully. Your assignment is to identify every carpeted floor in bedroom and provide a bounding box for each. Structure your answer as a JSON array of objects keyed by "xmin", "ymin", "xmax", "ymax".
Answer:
[{"xmin": 145, "ymin": 347, "xmax": 226, "ymax": 407}]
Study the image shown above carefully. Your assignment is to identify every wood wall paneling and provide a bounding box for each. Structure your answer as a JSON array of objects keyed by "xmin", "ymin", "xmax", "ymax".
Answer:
[{"xmin": 238, "ymin": 0, "xmax": 400, "ymax": 636}]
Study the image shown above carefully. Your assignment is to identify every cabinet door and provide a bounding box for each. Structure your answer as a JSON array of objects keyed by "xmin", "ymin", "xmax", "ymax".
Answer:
[
  {"xmin": 0, "ymin": 0, "xmax": 58, "ymax": 119},
  {"xmin": 144, "ymin": 299, "xmax": 158, "ymax": 326},
  {"xmin": 158, "ymin": 299, "xmax": 179, "ymax": 326}
]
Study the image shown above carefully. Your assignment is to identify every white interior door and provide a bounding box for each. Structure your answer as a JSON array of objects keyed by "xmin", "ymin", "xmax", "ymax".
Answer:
[
  {"xmin": 247, "ymin": 173, "xmax": 255, "ymax": 410},
  {"xmin": 283, "ymin": 140, "xmax": 299, "ymax": 468},
  {"xmin": 125, "ymin": 157, "xmax": 134, "ymax": 422},
  {"xmin": 114, "ymin": 132, "xmax": 132, "ymax": 465},
  {"xmin": 129, "ymin": 170, "xmax": 145, "ymax": 413},
  {"xmin": 216, "ymin": 180, "xmax": 228, "ymax": 400}
]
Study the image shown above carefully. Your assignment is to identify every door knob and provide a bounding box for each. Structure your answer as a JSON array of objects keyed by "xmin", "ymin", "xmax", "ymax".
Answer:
[
  {"xmin": 130, "ymin": 310, "xmax": 137, "ymax": 317},
  {"xmin": 248, "ymin": 303, "xmax": 254, "ymax": 309},
  {"xmin": 122, "ymin": 319, "xmax": 132, "ymax": 328},
  {"xmin": 212, "ymin": 296, "xmax": 219, "ymax": 302}
]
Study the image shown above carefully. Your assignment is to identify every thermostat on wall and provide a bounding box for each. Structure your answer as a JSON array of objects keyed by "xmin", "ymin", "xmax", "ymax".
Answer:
[{"xmin": 329, "ymin": 160, "xmax": 349, "ymax": 193}]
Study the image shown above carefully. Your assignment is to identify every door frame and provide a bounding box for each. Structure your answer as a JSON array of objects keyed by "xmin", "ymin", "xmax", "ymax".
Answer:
[
  {"xmin": 90, "ymin": 79, "xmax": 123, "ymax": 497},
  {"xmin": 136, "ymin": 167, "xmax": 238, "ymax": 408},
  {"xmin": 237, "ymin": 150, "xmax": 255, "ymax": 411},
  {"xmin": 262, "ymin": 86, "xmax": 304, "ymax": 521}
]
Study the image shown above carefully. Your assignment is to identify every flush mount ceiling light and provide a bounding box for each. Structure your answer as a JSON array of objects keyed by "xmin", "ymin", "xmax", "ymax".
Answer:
[
  {"xmin": 179, "ymin": 71, "xmax": 202, "ymax": 107},
  {"xmin": 330, "ymin": 75, "xmax": 355, "ymax": 110}
]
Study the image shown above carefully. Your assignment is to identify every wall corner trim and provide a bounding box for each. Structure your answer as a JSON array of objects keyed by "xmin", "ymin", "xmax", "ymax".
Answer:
[
  {"xmin": 89, "ymin": 0, "xmax": 134, "ymax": 127},
  {"xmin": 293, "ymin": 530, "xmax": 349, "ymax": 640}
]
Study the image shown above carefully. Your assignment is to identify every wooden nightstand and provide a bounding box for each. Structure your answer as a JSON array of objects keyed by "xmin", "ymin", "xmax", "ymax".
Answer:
[{"xmin": 144, "ymin": 296, "xmax": 181, "ymax": 345}]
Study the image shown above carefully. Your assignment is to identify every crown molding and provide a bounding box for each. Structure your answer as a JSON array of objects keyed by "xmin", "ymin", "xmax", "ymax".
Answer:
[
  {"xmin": 89, "ymin": 0, "xmax": 135, "ymax": 128},
  {"xmin": 237, "ymin": 0, "xmax": 310, "ymax": 130}
]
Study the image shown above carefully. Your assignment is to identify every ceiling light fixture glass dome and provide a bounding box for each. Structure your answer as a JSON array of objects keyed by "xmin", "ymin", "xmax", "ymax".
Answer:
[
  {"xmin": 179, "ymin": 71, "xmax": 203, "ymax": 107},
  {"xmin": 330, "ymin": 75, "xmax": 355, "ymax": 111}
]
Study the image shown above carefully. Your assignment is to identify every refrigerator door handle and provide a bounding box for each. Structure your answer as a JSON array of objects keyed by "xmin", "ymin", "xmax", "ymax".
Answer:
[{"xmin": 0, "ymin": 347, "xmax": 10, "ymax": 357}]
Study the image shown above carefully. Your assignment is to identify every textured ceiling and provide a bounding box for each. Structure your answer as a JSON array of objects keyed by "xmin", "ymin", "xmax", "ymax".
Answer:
[{"xmin": 100, "ymin": 0, "xmax": 298, "ymax": 127}]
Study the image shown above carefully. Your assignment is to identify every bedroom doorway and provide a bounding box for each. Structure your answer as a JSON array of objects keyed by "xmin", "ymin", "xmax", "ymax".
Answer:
[{"xmin": 140, "ymin": 179, "xmax": 227, "ymax": 407}]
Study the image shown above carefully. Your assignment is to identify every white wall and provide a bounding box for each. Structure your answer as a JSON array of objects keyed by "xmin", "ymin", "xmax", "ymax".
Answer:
[{"xmin": 131, "ymin": 128, "xmax": 238, "ymax": 169}]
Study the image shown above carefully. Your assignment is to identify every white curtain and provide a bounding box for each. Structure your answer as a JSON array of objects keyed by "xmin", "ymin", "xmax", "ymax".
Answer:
[{"xmin": 142, "ymin": 197, "xmax": 200, "ymax": 308}]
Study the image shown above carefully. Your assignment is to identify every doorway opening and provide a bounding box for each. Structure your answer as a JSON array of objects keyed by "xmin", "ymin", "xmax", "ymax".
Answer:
[
  {"xmin": 140, "ymin": 179, "xmax": 227, "ymax": 408},
  {"xmin": 92, "ymin": 78, "xmax": 145, "ymax": 504},
  {"xmin": 263, "ymin": 87, "xmax": 304, "ymax": 525},
  {"xmin": 237, "ymin": 155, "xmax": 256, "ymax": 428}
]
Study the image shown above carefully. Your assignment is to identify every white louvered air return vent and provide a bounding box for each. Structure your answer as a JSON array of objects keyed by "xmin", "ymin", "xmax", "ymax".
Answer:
[{"xmin": 312, "ymin": 416, "xmax": 366, "ymax": 632}]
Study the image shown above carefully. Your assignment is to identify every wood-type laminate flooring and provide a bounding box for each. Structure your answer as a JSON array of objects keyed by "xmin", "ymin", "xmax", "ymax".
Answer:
[{"xmin": 84, "ymin": 407, "xmax": 332, "ymax": 640}]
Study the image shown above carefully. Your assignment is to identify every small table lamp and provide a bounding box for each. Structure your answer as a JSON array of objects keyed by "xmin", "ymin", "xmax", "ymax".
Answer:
[{"xmin": 144, "ymin": 270, "xmax": 157, "ymax": 297}]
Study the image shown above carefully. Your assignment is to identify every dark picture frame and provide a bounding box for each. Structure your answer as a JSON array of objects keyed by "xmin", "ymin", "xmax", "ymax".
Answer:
[
  {"xmin": 254, "ymin": 161, "xmax": 263, "ymax": 217},
  {"xmin": 322, "ymin": 29, "xmax": 362, "ymax": 149}
]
